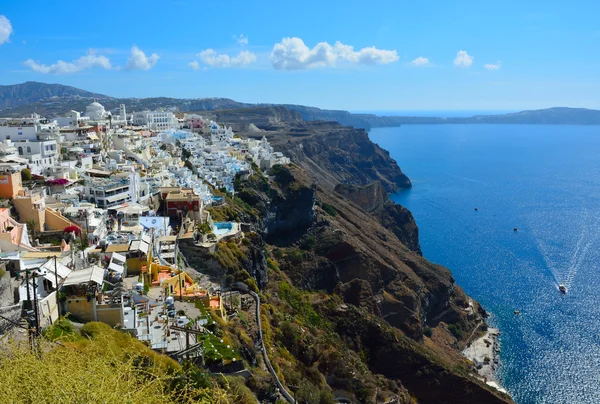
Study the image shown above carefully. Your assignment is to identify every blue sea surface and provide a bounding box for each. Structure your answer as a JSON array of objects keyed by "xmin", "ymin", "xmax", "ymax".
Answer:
[
  {"xmin": 369, "ymin": 125, "xmax": 600, "ymax": 404},
  {"xmin": 351, "ymin": 110, "xmax": 517, "ymax": 117}
]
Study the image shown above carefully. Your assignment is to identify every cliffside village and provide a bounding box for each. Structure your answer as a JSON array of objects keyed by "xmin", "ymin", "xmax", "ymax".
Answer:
[{"xmin": 0, "ymin": 102, "xmax": 289, "ymax": 361}]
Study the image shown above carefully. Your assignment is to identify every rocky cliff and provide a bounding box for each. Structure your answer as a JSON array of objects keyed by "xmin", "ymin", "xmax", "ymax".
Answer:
[
  {"xmin": 226, "ymin": 164, "xmax": 510, "ymax": 403},
  {"xmin": 250, "ymin": 120, "xmax": 411, "ymax": 193},
  {"xmin": 334, "ymin": 181, "xmax": 421, "ymax": 254},
  {"xmin": 180, "ymin": 109, "xmax": 511, "ymax": 403}
]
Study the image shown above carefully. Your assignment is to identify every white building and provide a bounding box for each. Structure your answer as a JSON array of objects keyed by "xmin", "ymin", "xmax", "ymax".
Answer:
[
  {"xmin": 133, "ymin": 111, "xmax": 176, "ymax": 131},
  {"xmin": 86, "ymin": 102, "xmax": 110, "ymax": 121},
  {"xmin": 16, "ymin": 139, "xmax": 58, "ymax": 175},
  {"xmin": 56, "ymin": 110, "xmax": 91, "ymax": 128},
  {"xmin": 84, "ymin": 169, "xmax": 148, "ymax": 209},
  {"xmin": 85, "ymin": 176, "xmax": 132, "ymax": 208},
  {"xmin": 0, "ymin": 114, "xmax": 59, "ymax": 142}
]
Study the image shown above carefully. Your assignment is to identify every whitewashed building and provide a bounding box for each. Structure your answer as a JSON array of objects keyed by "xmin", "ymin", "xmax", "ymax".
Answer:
[{"xmin": 133, "ymin": 111, "xmax": 176, "ymax": 131}]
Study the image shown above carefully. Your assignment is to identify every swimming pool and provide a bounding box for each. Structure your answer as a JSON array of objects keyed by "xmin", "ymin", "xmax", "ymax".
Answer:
[{"xmin": 213, "ymin": 222, "xmax": 233, "ymax": 235}]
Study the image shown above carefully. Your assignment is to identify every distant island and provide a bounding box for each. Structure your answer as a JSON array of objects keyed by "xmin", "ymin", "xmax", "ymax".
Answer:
[{"xmin": 2, "ymin": 81, "xmax": 600, "ymax": 128}]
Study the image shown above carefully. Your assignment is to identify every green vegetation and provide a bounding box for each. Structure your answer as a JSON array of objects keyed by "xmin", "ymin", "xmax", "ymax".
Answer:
[
  {"xmin": 21, "ymin": 168, "xmax": 32, "ymax": 181},
  {"xmin": 43, "ymin": 317, "xmax": 79, "ymax": 341},
  {"xmin": 286, "ymin": 248, "xmax": 305, "ymax": 264},
  {"xmin": 423, "ymin": 326, "xmax": 433, "ymax": 338},
  {"xmin": 266, "ymin": 258, "xmax": 280, "ymax": 273},
  {"xmin": 278, "ymin": 282, "xmax": 327, "ymax": 328},
  {"xmin": 197, "ymin": 221, "xmax": 212, "ymax": 234},
  {"xmin": 448, "ymin": 323, "xmax": 463, "ymax": 339},
  {"xmin": 269, "ymin": 164, "xmax": 295, "ymax": 187},
  {"xmin": 0, "ymin": 321, "xmax": 248, "ymax": 403},
  {"xmin": 0, "ymin": 267, "xmax": 5, "ymax": 279},
  {"xmin": 213, "ymin": 241, "xmax": 245, "ymax": 273},
  {"xmin": 207, "ymin": 205, "xmax": 240, "ymax": 222},
  {"xmin": 321, "ymin": 202, "xmax": 337, "ymax": 217},
  {"xmin": 300, "ymin": 235, "xmax": 317, "ymax": 250}
]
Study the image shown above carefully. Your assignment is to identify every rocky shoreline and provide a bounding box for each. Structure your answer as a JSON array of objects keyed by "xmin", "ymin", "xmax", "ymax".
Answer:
[{"xmin": 463, "ymin": 327, "xmax": 509, "ymax": 394}]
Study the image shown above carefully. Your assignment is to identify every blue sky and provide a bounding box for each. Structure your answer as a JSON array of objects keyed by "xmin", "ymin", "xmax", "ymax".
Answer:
[{"xmin": 1, "ymin": 0, "xmax": 599, "ymax": 111}]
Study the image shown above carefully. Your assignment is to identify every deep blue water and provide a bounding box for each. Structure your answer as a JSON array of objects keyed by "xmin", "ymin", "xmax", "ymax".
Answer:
[
  {"xmin": 351, "ymin": 110, "xmax": 517, "ymax": 117},
  {"xmin": 369, "ymin": 125, "xmax": 600, "ymax": 404}
]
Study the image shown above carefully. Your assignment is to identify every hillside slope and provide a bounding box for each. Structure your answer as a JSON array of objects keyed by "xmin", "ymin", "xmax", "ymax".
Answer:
[
  {"xmin": 199, "ymin": 108, "xmax": 514, "ymax": 403},
  {"xmin": 0, "ymin": 81, "xmax": 108, "ymax": 109}
]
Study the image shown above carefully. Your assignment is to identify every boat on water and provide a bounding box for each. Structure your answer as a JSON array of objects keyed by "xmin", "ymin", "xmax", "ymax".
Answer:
[
  {"xmin": 514, "ymin": 310, "xmax": 521, "ymax": 315},
  {"xmin": 559, "ymin": 284, "xmax": 567, "ymax": 294}
]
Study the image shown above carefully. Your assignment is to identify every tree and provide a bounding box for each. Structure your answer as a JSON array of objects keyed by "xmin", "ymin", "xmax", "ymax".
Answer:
[
  {"xmin": 25, "ymin": 220, "xmax": 37, "ymax": 241},
  {"xmin": 21, "ymin": 168, "xmax": 32, "ymax": 181}
]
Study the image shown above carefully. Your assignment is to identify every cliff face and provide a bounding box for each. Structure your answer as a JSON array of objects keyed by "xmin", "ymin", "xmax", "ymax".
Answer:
[
  {"xmin": 263, "ymin": 121, "xmax": 411, "ymax": 193},
  {"xmin": 334, "ymin": 181, "xmax": 421, "ymax": 254},
  {"xmin": 231, "ymin": 165, "xmax": 509, "ymax": 403},
  {"xmin": 210, "ymin": 109, "xmax": 511, "ymax": 403}
]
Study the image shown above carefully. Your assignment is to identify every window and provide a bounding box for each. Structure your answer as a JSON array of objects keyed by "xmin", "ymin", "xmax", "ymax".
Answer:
[
  {"xmin": 18, "ymin": 147, "xmax": 22, "ymax": 155},
  {"xmin": 27, "ymin": 146, "xmax": 31, "ymax": 153}
]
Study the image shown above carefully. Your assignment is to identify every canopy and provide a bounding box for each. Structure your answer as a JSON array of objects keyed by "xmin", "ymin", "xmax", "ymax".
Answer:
[{"xmin": 63, "ymin": 266, "xmax": 104, "ymax": 286}]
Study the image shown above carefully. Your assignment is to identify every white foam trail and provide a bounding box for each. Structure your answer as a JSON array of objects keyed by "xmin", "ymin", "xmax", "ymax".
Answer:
[{"xmin": 444, "ymin": 173, "xmax": 486, "ymax": 185}]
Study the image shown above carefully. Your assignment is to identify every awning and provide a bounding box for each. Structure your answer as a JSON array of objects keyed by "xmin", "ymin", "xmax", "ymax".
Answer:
[
  {"xmin": 141, "ymin": 233, "xmax": 152, "ymax": 245},
  {"xmin": 63, "ymin": 266, "xmax": 104, "ymax": 286},
  {"xmin": 87, "ymin": 133, "xmax": 99, "ymax": 140},
  {"xmin": 108, "ymin": 262, "xmax": 124, "ymax": 274},
  {"xmin": 41, "ymin": 258, "xmax": 72, "ymax": 279},
  {"xmin": 105, "ymin": 244, "xmax": 129, "ymax": 253},
  {"xmin": 129, "ymin": 240, "xmax": 149, "ymax": 255},
  {"xmin": 106, "ymin": 194, "xmax": 129, "ymax": 203},
  {"xmin": 111, "ymin": 252, "xmax": 126, "ymax": 264}
]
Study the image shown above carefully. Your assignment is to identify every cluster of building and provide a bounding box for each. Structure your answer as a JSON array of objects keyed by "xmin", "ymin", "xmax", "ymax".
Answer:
[{"xmin": 0, "ymin": 100, "xmax": 288, "ymax": 360}]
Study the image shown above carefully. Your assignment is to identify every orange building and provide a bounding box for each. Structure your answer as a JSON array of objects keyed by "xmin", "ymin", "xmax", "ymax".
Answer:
[{"xmin": 0, "ymin": 169, "xmax": 23, "ymax": 199}]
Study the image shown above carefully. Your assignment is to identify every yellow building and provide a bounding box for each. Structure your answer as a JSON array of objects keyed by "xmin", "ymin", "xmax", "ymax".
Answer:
[{"xmin": 13, "ymin": 192, "xmax": 82, "ymax": 233}]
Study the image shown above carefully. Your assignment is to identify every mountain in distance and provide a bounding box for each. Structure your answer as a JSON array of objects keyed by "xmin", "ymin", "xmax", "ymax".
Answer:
[
  {"xmin": 1, "ymin": 81, "xmax": 600, "ymax": 128},
  {"xmin": 0, "ymin": 81, "xmax": 109, "ymax": 110}
]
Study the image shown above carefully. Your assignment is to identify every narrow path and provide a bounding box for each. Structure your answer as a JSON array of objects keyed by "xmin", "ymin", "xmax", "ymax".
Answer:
[{"xmin": 249, "ymin": 291, "xmax": 295, "ymax": 403}]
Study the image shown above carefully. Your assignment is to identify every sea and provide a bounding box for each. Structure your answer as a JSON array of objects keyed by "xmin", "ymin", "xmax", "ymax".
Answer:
[{"xmin": 368, "ymin": 124, "xmax": 600, "ymax": 404}]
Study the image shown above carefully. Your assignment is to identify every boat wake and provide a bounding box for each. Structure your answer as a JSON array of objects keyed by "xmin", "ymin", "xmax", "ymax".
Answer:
[
  {"xmin": 444, "ymin": 173, "xmax": 487, "ymax": 185},
  {"xmin": 532, "ymin": 211, "xmax": 600, "ymax": 292}
]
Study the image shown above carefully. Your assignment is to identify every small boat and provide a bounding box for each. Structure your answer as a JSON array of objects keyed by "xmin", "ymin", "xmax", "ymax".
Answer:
[
  {"xmin": 559, "ymin": 284, "xmax": 567, "ymax": 294},
  {"xmin": 474, "ymin": 207, "xmax": 478, "ymax": 211},
  {"xmin": 513, "ymin": 228, "xmax": 518, "ymax": 232},
  {"xmin": 513, "ymin": 310, "xmax": 521, "ymax": 315}
]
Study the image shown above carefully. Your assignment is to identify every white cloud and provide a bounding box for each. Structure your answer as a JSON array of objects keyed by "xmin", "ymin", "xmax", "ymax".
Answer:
[
  {"xmin": 0, "ymin": 15, "xmax": 13, "ymax": 45},
  {"xmin": 484, "ymin": 61, "xmax": 501, "ymax": 70},
  {"xmin": 453, "ymin": 50, "xmax": 473, "ymax": 68},
  {"xmin": 270, "ymin": 37, "xmax": 399, "ymax": 70},
  {"xmin": 126, "ymin": 45, "xmax": 159, "ymax": 71},
  {"xmin": 197, "ymin": 49, "xmax": 256, "ymax": 68},
  {"xmin": 235, "ymin": 34, "xmax": 248, "ymax": 46},
  {"xmin": 23, "ymin": 51, "xmax": 112, "ymax": 74},
  {"xmin": 188, "ymin": 60, "xmax": 200, "ymax": 70},
  {"xmin": 411, "ymin": 56, "xmax": 430, "ymax": 66}
]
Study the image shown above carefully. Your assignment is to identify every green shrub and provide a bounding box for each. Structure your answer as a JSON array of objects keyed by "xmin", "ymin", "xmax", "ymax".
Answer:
[
  {"xmin": 21, "ymin": 168, "xmax": 32, "ymax": 181},
  {"xmin": 301, "ymin": 235, "xmax": 317, "ymax": 250},
  {"xmin": 266, "ymin": 258, "xmax": 280, "ymax": 272},
  {"xmin": 241, "ymin": 237, "xmax": 250, "ymax": 246},
  {"xmin": 322, "ymin": 203, "xmax": 337, "ymax": 217},
  {"xmin": 287, "ymin": 249, "xmax": 305, "ymax": 264},
  {"xmin": 246, "ymin": 277, "xmax": 259, "ymax": 293},
  {"xmin": 448, "ymin": 323, "xmax": 463, "ymax": 339},
  {"xmin": 423, "ymin": 326, "xmax": 433, "ymax": 338}
]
